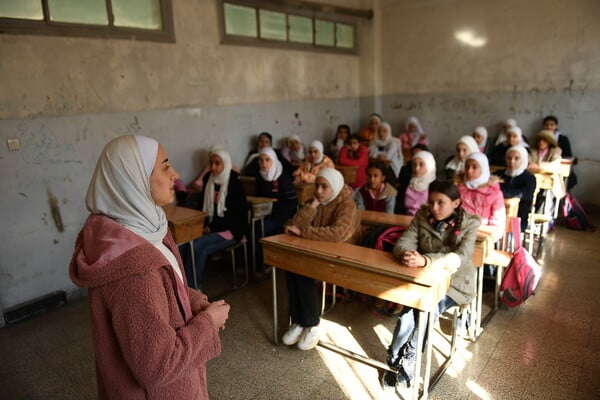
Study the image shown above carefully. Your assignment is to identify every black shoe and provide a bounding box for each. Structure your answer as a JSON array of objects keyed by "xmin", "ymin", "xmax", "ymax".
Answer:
[
  {"xmin": 396, "ymin": 365, "xmax": 414, "ymax": 388},
  {"xmin": 382, "ymin": 370, "xmax": 398, "ymax": 391}
]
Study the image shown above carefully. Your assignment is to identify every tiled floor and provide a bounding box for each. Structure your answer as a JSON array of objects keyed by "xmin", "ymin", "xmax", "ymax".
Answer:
[{"xmin": 1, "ymin": 214, "xmax": 599, "ymax": 400}]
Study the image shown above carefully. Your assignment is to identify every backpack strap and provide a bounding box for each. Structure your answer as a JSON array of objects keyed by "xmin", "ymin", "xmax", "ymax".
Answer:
[{"xmin": 511, "ymin": 216, "xmax": 522, "ymax": 251}]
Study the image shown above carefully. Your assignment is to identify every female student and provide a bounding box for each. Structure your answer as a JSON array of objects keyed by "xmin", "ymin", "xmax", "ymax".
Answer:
[
  {"xmin": 283, "ymin": 168, "xmax": 361, "ymax": 350},
  {"xmin": 543, "ymin": 114, "xmax": 577, "ymax": 191},
  {"xmin": 495, "ymin": 145, "xmax": 536, "ymax": 232},
  {"xmin": 472, "ymin": 126, "xmax": 494, "ymax": 157},
  {"xmin": 396, "ymin": 150, "xmax": 437, "ymax": 215},
  {"xmin": 254, "ymin": 147, "xmax": 299, "ymax": 274},
  {"xmin": 494, "ymin": 118, "xmax": 518, "ymax": 145},
  {"xmin": 338, "ymin": 133, "xmax": 369, "ymax": 189},
  {"xmin": 444, "ymin": 135, "xmax": 479, "ymax": 181},
  {"xmin": 528, "ymin": 129, "xmax": 565, "ymax": 203},
  {"xmin": 489, "ymin": 125, "xmax": 527, "ymax": 167},
  {"xmin": 359, "ymin": 113, "xmax": 382, "ymax": 145},
  {"xmin": 328, "ymin": 124, "xmax": 351, "ymax": 161},
  {"xmin": 242, "ymin": 132, "xmax": 293, "ymax": 178},
  {"xmin": 369, "ymin": 122, "xmax": 404, "ymax": 177},
  {"xmin": 281, "ymin": 134, "xmax": 306, "ymax": 167},
  {"xmin": 293, "ymin": 140, "xmax": 335, "ymax": 184},
  {"xmin": 382, "ymin": 180, "xmax": 480, "ymax": 389},
  {"xmin": 70, "ymin": 135, "xmax": 229, "ymax": 399},
  {"xmin": 187, "ymin": 147, "xmax": 248, "ymax": 289},
  {"xmin": 353, "ymin": 160, "xmax": 397, "ymax": 214},
  {"xmin": 398, "ymin": 116, "xmax": 429, "ymax": 162},
  {"xmin": 458, "ymin": 152, "xmax": 506, "ymax": 242}
]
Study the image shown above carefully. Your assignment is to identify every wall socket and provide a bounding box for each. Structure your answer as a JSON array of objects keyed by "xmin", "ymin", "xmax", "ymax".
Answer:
[{"xmin": 7, "ymin": 138, "xmax": 21, "ymax": 151}]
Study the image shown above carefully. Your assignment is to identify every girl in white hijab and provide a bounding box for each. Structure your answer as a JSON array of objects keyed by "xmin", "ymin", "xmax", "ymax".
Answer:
[
  {"xmin": 188, "ymin": 147, "xmax": 248, "ymax": 289},
  {"xmin": 293, "ymin": 140, "xmax": 335, "ymax": 184},
  {"xmin": 399, "ymin": 116, "xmax": 429, "ymax": 154},
  {"xmin": 472, "ymin": 126, "xmax": 494, "ymax": 157},
  {"xmin": 281, "ymin": 134, "xmax": 306, "ymax": 167},
  {"xmin": 445, "ymin": 135, "xmax": 480, "ymax": 180},
  {"xmin": 369, "ymin": 122, "xmax": 404, "ymax": 176},
  {"xmin": 403, "ymin": 151, "xmax": 437, "ymax": 215},
  {"xmin": 283, "ymin": 167, "xmax": 361, "ymax": 351},
  {"xmin": 495, "ymin": 118, "xmax": 518, "ymax": 145}
]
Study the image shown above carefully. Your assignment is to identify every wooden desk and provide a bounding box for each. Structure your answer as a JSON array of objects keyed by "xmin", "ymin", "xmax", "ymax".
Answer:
[
  {"xmin": 504, "ymin": 197, "xmax": 520, "ymax": 219},
  {"xmin": 360, "ymin": 210, "xmax": 414, "ymax": 228},
  {"xmin": 369, "ymin": 157, "xmax": 391, "ymax": 168},
  {"xmin": 335, "ymin": 165, "xmax": 358, "ymax": 185},
  {"xmin": 162, "ymin": 204, "xmax": 207, "ymax": 289},
  {"xmin": 262, "ymin": 234, "xmax": 451, "ymax": 400},
  {"xmin": 294, "ymin": 183, "xmax": 315, "ymax": 205}
]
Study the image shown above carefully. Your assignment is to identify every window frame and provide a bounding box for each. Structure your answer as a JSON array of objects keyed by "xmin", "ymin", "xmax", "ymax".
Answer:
[
  {"xmin": 0, "ymin": 0, "xmax": 175, "ymax": 43},
  {"xmin": 218, "ymin": 0, "xmax": 370, "ymax": 55}
]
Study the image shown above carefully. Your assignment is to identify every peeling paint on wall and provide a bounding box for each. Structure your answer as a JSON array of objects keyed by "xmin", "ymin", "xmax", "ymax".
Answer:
[{"xmin": 46, "ymin": 187, "xmax": 64, "ymax": 233}]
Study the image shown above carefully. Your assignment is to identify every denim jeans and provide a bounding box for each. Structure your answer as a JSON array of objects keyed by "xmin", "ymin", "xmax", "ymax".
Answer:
[
  {"xmin": 182, "ymin": 232, "xmax": 235, "ymax": 289},
  {"xmin": 387, "ymin": 295, "xmax": 457, "ymax": 366}
]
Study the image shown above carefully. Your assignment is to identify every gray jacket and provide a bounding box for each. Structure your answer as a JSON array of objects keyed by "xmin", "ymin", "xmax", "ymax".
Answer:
[{"xmin": 393, "ymin": 206, "xmax": 481, "ymax": 305}]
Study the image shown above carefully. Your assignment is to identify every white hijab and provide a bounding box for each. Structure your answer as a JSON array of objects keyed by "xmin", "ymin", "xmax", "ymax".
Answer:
[
  {"xmin": 86, "ymin": 135, "xmax": 183, "ymax": 282},
  {"xmin": 405, "ymin": 116, "xmax": 425, "ymax": 146},
  {"xmin": 505, "ymin": 145, "xmax": 529, "ymax": 177},
  {"xmin": 289, "ymin": 134, "xmax": 305, "ymax": 160},
  {"xmin": 86, "ymin": 135, "xmax": 168, "ymax": 243},
  {"xmin": 309, "ymin": 140, "xmax": 325, "ymax": 164},
  {"xmin": 373, "ymin": 122, "xmax": 393, "ymax": 148},
  {"xmin": 203, "ymin": 148, "xmax": 232, "ymax": 221},
  {"xmin": 316, "ymin": 168, "xmax": 345, "ymax": 205},
  {"xmin": 445, "ymin": 135, "xmax": 479, "ymax": 172},
  {"xmin": 409, "ymin": 150, "xmax": 437, "ymax": 191},
  {"xmin": 258, "ymin": 147, "xmax": 283, "ymax": 182},
  {"xmin": 473, "ymin": 126, "xmax": 488, "ymax": 150},
  {"xmin": 495, "ymin": 118, "xmax": 518, "ymax": 144},
  {"xmin": 465, "ymin": 152, "xmax": 491, "ymax": 189}
]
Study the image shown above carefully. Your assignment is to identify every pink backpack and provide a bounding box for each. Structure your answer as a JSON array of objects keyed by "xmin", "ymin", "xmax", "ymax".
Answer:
[
  {"xmin": 375, "ymin": 226, "xmax": 407, "ymax": 252},
  {"xmin": 500, "ymin": 218, "xmax": 542, "ymax": 307}
]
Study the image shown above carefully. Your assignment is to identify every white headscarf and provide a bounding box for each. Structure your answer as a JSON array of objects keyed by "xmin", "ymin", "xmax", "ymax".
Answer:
[
  {"xmin": 289, "ymin": 134, "xmax": 305, "ymax": 160},
  {"xmin": 258, "ymin": 147, "xmax": 283, "ymax": 182},
  {"xmin": 506, "ymin": 126, "xmax": 528, "ymax": 147},
  {"xmin": 505, "ymin": 145, "xmax": 529, "ymax": 177},
  {"xmin": 473, "ymin": 126, "xmax": 488, "ymax": 150},
  {"xmin": 495, "ymin": 118, "xmax": 518, "ymax": 145},
  {"xmin": 374, "ymin": 122, "xmax": 393, "ymax": 148},
  {"xmin": 445, "ymin": 135, "xmax": 480, "ymax": 172},
  {"xmin": 316, "ymin": 168, "xmax": 345, "ymax": 205},
  {"xmin": 203, "ymin": 148, "xmax": 232, "ymax": 221},
  {"xmin": 465, "ymin": 152, "xmax": 491, "ymax": 189},
  {"xmin": 86, "ymin": 135, "xmax": 168, "ymax": 244},
  {"xmin": 409, "ymin": 151, "xmax": 437, "ymax": 191},
  {"xmin": 309, "ymin": 140, "xmax": 325, "ymax": 164}
]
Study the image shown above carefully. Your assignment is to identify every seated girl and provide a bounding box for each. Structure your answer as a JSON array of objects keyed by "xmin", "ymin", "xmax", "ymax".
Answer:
[
  {"xmin": 359, "ymin": 113, "xmax": 382, "ymax": 145},
  {"xmin": 186, "ymin": 145, "xmax": 240, "ymax": 194},
  {"xmin": 528, "ymin": 129, "xmax": 565, "ymax": 206},
  {"xmin": 543, "ymin": 115, "xmax": 577, "ymax": 191},
  {"xmin": 369, "ymin": 122, "xmax": 403, "ymax": 178},
  {"xmin": 382, "ymin": 180, "xmax": 480, "ymax": 390},
  {"xmin": 282, "ymin": 168, "xmax": 361, "ymax": 351},
  {"xmin": 472, "ymin": 126, "xmax": 494, "ymax": 158},
  {"xmin": 328, "ymin": 124, "xmax": 351, "ymax": 161},
  {"xmin": 338, "ymin": 133, "xmax": 369, "ymax": 189},
  {"xmin": 254, "ymin": 148, "xmax": 299, "ymax": 274},
  {"xmin": 281, "ymin": 135, "xmax": 306, "ymax": 168},
  {"xmin": 398, "ymin": 116, "xmax": 429, "ymax": 163},
  {"xmin": 444, "ymin": 135, "xmax": 479, "ymax": 181},
  {"xmin": 396, "ymin": 151, "xmax": 437, "ymax": 216},
  {"xmin": 494, "ymin": 118, "xmax": 518, "ymax": 145},
  {"xmin": 242, "ymin": 132, "xmax": 293, "ymax": 178},
  {"xmin": 292, "ymin": 140, "xmax": 335, "ymax": 184},
  {"xmin": 185, "ymin": 148, "xmax": 248, "ymax": 289},
  {"xmin": 495, "ymin": 145, "xmax": 536, "ymax": 232},
  {"xmin": 457, "ymin": 152, "xmax": 506, "ymax": 242},
  {"xmin": 489, "ymin": 126, "xmax": 527, "ymax": 167},
  {"xmin": 353, "ymin": 161, "xmax": 397, "ymax": 214}
]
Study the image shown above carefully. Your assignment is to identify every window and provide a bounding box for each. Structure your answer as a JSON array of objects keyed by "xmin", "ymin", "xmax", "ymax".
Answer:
[
  {"xmin": 218, "ymin": 0, "xmax": 372, "ymax": 54},
  {"xmin": 0, "ymin": 0, "xmax": 174, "ymax": 42}
]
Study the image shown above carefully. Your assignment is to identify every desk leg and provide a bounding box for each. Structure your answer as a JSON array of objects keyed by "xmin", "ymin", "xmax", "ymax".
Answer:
[
  {"xmin": 251, "ymin": 218, "xmax": 257, "ymax": 276},
  {"xmin": 189, "ymin": 240, "xmax": 198, "ymax": 290},
  {"xmin": 272, "ymin": 267, "xmax": 279, "ymax": 346},
  {"xmin": 474, "ymin": 267, "xmax": 484, "ymax": 337}
]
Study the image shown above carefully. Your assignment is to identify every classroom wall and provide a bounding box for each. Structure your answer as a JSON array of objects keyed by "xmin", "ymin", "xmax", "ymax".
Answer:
[
  {"xmin": 0, "ymin": 0, "xmax": 372, "ymax": 319},
  {"xmin": 372, "ymin": 0, "xmax": 600, "ymax": 202}
]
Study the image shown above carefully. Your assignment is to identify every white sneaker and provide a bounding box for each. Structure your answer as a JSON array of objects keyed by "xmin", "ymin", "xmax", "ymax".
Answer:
[
  {"xmin": 282, "ymin": 324, "xmax": 304, "ymax": 346},
  {"xmin": 297, "ymin": 326, "xmax": 321, "ymax": 351}
]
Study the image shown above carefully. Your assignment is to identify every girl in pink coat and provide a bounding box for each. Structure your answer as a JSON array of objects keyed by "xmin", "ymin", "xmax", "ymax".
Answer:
[{"xmin": 457, "ymin": 152, "xmax": 506, "ymax": 242}]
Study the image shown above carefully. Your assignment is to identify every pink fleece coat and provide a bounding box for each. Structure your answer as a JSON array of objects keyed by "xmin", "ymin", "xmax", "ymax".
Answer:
[
  {"xmin": 69, "ymin": 215, "xmax": 221, "ymax": 400},
  {"xmin": 458, "ymin": 182, "xmax": 506, "ymax": 241}
]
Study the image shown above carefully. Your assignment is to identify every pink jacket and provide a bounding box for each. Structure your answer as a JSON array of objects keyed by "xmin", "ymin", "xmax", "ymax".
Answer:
[
  {"xmin": 458, "ymin": 182, "xmax": 506, "ymax": 241},
  {"xmin": 70, "ymin": 215, "xmax": 221, "ymax": 400}
]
